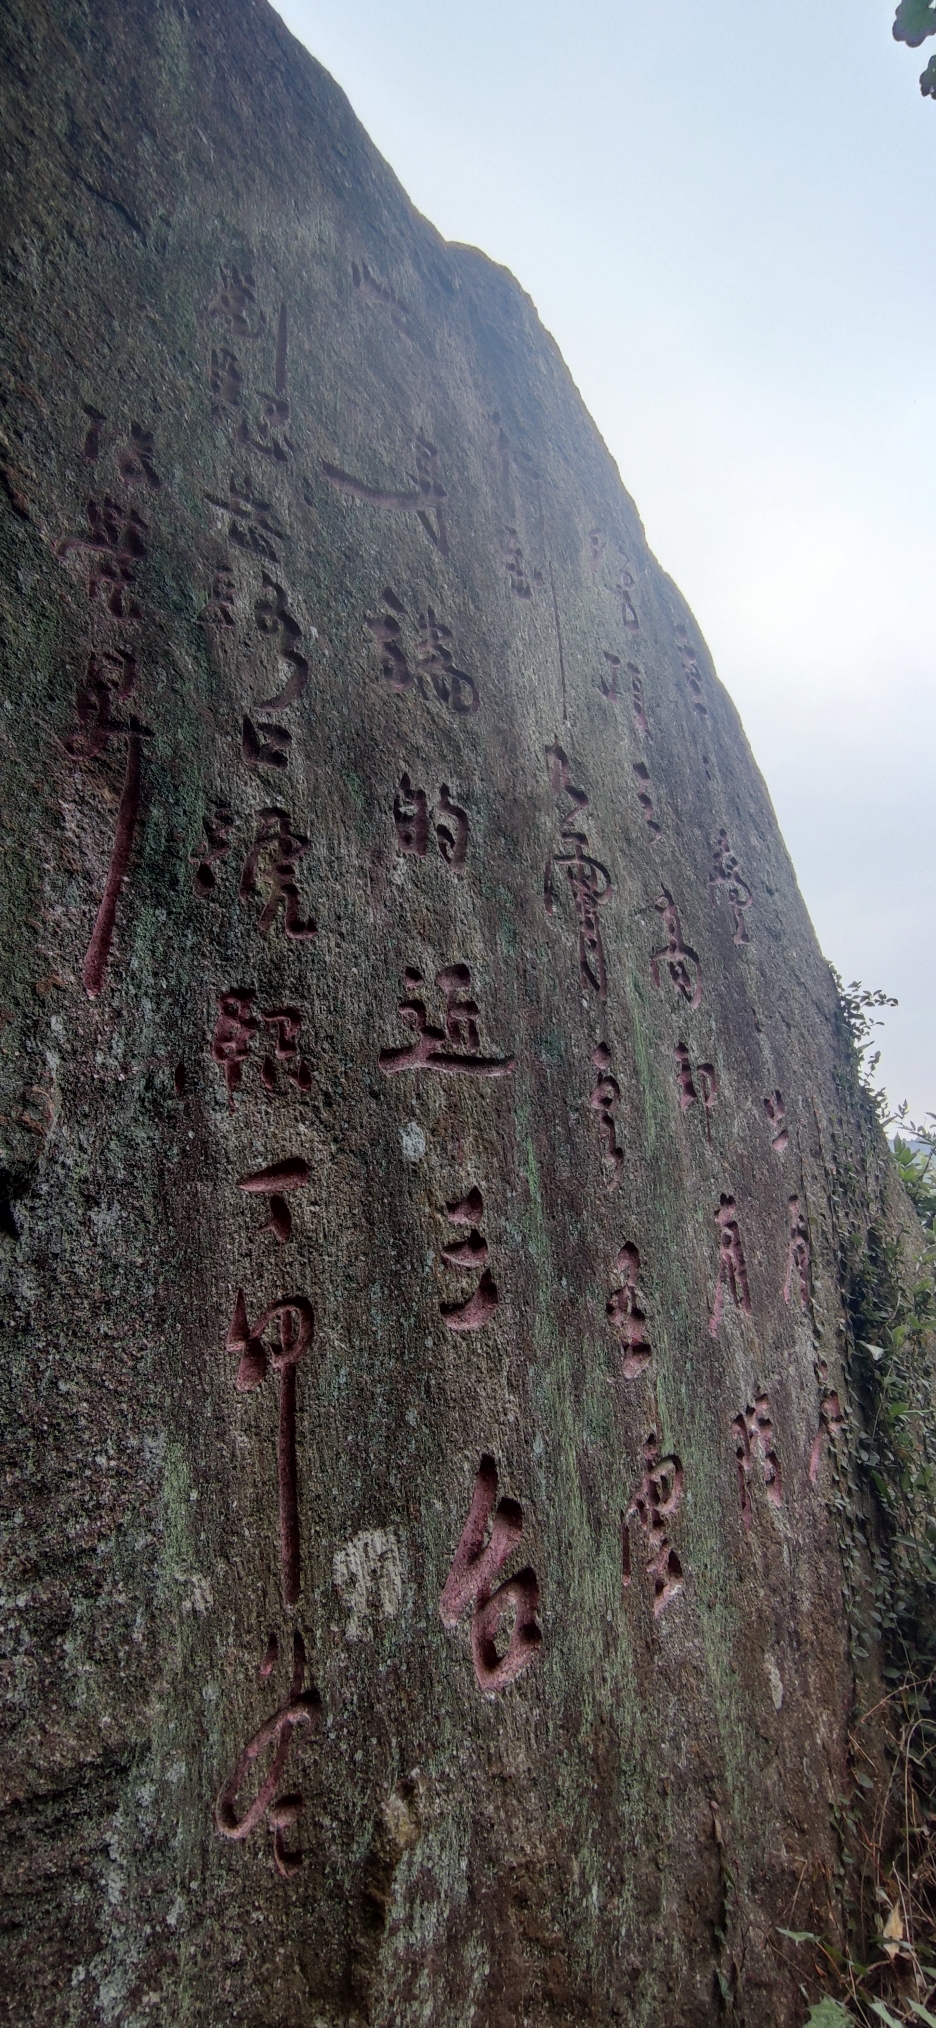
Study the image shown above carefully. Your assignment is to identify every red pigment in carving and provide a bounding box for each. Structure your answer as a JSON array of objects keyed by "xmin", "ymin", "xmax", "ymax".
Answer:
[
  {"xmin": 675, "ymin": 625, "xmax": 708, "ymax": 718},
  {"xmin": 212, "ymin": 989, "xmax": 259, "ymax": 1105},
  {"xmin": 625, "ymin": 1435, "xmax": 683, "ymax": 1615},
  {"xmin": 632, "ymin": 761, "xmax": 661, "ymax": 843},
  {"xmin": 56, "ymin": 494, "xmax": 148, "ymax": 615},
  {"xmin": 809, "ymin": 1390, "xmax": 844, "ymax": 1484},
  {"xmin": 82, "ymin": 728, "xmax": 143, "ymax": 999},
  {"xmin": 504, "ymin": 528, "xmax": 533, "ymax": 599},
  {"xmin": 733, "ymin": 1395, "xmax": 782, "ymax": 1528},
  {"xmin": 226, "ymin": 1292, "xmax": 313, "ymax": 1607},
  {"xmin": 379, "ymin": 965, "xmax": 515, "ymax": 1079},
  {"xmin": 238, "ymin": 1157, "xmax": 311, "ymax": 1244},
  {"xmin": 590, "ymin": 1042, "xmax": 623, "ymax": 1190},
  {"xmin": 544, "ymin": 745, "xmax": 611, "ymax": 999},
  {"xmin": 710, "ymin": 830, "xmax": 753, "ymax": 945},
  {"xmin": 393, "ymin": 774, "xmax": 469, "ymax": 868},
  {"xmin": 763, "ymin": 1090, "xmax": 788, "ymax": 1155},
  {"xmin": 784, "ymin": 1195, "xmax": 811, "ymax": 1310},
  {"xmin": 440, "ymin": 1455, "xmax": 541, "ymax": 1693},
  {"xmin": 710, "ymin": 1194, "xmax": 752, "ymax": 1333},
  {"xmin": 243, "ymin": 715, "xmax": 291, "ymax": 771},
  {"xmin": 323, "ymin": 436, "xmax": 448, "ymax": 554},
  {"xmin": 630, "ymin": 667, "xmax": 650, "ymax": 738},
  {"xmin": 262, "ymin": 1006, "xmax": 313, "ymax": 1094},
  {"xmin": 440, "ymin": 1189, "xmax": 498, "ymax": 1331},
  {"xmin": 650, "ymin": 889, "xmax": 702, "ymax": 1011},
  {"xmin": 215, "ymin": 1630, "xmax": 320, "ymax": 1879},
  {"xmin": 607, "ymin": 1241, "xmax": 652, "ymax": 1378},
  {"xmin": 254, "ymin": 576, "xmax": 309, "ymax": 708},
  {"xmin": 204, "ymin": 476, "xmax": 284, "ymax": 562},
  {"xmin": 240, "ymin": 808, "xmax": 317, "ymax": 940}
]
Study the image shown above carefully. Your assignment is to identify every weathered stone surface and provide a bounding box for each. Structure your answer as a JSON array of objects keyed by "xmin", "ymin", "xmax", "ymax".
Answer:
[{"xmin": 0, "ymin": 3, "xmax": 912, "ymax": 2022}]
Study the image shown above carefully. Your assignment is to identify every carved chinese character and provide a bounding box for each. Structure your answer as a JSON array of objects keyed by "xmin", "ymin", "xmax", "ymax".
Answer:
[
  {"xmin": 393, "ymin": 774, "xmax": 468, "ymax": 870},
  {"xmin": 238, "ymin": 1156, "xmax": 311, "ymax": 1244},
  {"xmin": 589, "ymin": 1042, "xmax": 623, "ymax": 1190},
  {"xmin": 239, "ymin": 808, "xmax": 317, "ymax": 940},
  {"xmin": 56, "ymin": 494, "xmax": 148, "ymax": 615},
  {"xmin": 253, "ymin": 573, "xmax": 310, "ymax": 709},
  {"xmin": 675, "ymin": 626, "xmax": 707, "ymax": 717},
  {"xmin": 208, "ymin": 264, "xmax": 264, "ymax": 339},
  {"xmin": 732, "ymin": 1395, "xmax": 782, "ymax": 1532},
  {"xmin": 212, "ymin": 989, "xmax": 260, "ymax": 1103},
  {"xmin": 544, "ymin": 745, "xmax": 612, "ymax": 1000},
  {"xmin": 624, "ymin": 1435, "xmax": 683, "ymax": 1615},
  {"xmin": 193, "ymin": 802, "xmax": 234, "ymax": 896},
  {"xmin": 607, "ymin": 1241, "xmax": 651, "ymax": 1378},
  {"xmin": 710, "ymin": 1194, "xmax": 752, "ymax": 1333},
  {"xmin": 322, "ymin": 434, "xmax": 448, "ymax": 554},
  {"xmin": 783, "ymin": 1195, "xmax": 810, "ymax": 1310},
  {"xmin": 225, "ymin": 1291, "xmax": 313, "ymax": 1607},
  {"xmin": 440, "ymin": 1455, "xmax": 541, "ymax": 1693},
  {"xmin": 215, "ymin": 1630, "xmax": 319, "ymax": 1878},
  {"xmin": 379, "ymin": 965, "xmax": 515, "ymax": 1079},
  {"xmin": 673, "ymin": 1044, "xmax": 717, "ymax": 1133},
  {"xmin": 809, "ymin": 1389, "xmax": 844, "ymax": 1484},
  {"xmin": 261, "ymin": 1006, "xmax": 313, "ymax": 1095},
  {"xmin": 763, "ymin": 1089, "xmax": 788, "ymax": 1155},
  {"xmin": 650, "ymin": 889, "xmax": 702, "ymax": 1011},
  {"xmin": 210, "ymin": 345, "xmax": 244, "ymax": 412},
  {"xmin": 201, "ymin": 562, "xmax": 237, "ymax": 628},
  {"xmin": 242, "ymin": 715, "xmax": 291, "ymax": 771},
  {"xmin": 710, "ymin": 830, "xmax": 753, "ymax": 945},
  {"xmin": 204, "ymin": 476, "xmax": 284, "ymax": 562},
  {"xmin": 61, "ymin": 652, "xmax": 149, "ymax": 1000},
  {"xmin": 439, "ymin": 1188, "xmax": 499, "ymax": 1332}
]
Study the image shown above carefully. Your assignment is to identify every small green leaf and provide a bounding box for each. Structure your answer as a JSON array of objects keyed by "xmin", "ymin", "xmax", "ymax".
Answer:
[
  {"xmin": 907, "ymin": 2003, "xmax": 936, "ymax": 2027},
  {"xmin": 805, "ymin": 2001, "xmax": 855, "ymax": 2028},
  {"xmin": 777, "ymin": 1928, "xmax": 822, "ymax": 1944},
  {"xmin": 870, "ymin": 2003, "xmax": 906, "ymax": 2028}
]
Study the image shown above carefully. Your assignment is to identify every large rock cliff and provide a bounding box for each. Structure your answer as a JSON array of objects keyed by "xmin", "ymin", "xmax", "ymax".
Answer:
[{"xmin": 0, "ymin": 3, "xmax": 911, "ymax": 2022}]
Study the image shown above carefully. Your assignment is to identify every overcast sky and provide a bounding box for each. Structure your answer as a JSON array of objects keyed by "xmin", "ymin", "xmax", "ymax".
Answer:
[{"xmin": 278, "ymin": 0, "xmax": 935, "ymax": 1122}]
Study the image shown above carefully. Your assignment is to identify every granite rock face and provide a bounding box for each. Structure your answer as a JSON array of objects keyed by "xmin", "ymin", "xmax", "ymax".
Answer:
[{"xmin": 0, "ymin": 3, "xmax": 901, "ymax": 2022}]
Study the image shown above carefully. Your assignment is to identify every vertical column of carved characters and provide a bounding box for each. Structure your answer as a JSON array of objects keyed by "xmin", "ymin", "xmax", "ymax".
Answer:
[
  {"xmin": 783, "ymin": 1195, "xmax": 811, "ymax": 1311},
  {"xmin": 439, "ymin": 1456, "xmax": 541, "ymax": 1693},
  {"xmin": 590, "ymin": 1044, "xmax": 623, "ymax": 1190},
  {"xmin": 56, "ymin": 409, "xmax": 164, "ymax": 997},
  {"xmin": 436, "ymin": 1188, "xmax": 499, "ymax": 1330},
  {"xmin": 732, "ymin": 1396, "xmax": 782, "ymax": 1532},
  {"xmin": 675, "ymin": 624, "xmax": 708, "ymax": 718},
  {"xmin": 809, "ymin": 1387, "xmax": 844, "ymax": 1484},
  {"xmin": 673, "ymin": 1044, "xmax": 717, "ymax": 1140},
  {"xmin": 623, "ymin": 1436, "xmax": 684, "ymax": 1615},
  {"xmin": 710, "ymin": 830, "xmax": 753, "ymax": 947},
  {"xmin": 606, "ymin": 1241, "xmax": 652, "ymax": 1378},
  {"xmin": 544, "ymin": 744, "xmax": 612, "ymax": 1001},
  {"xmin": 710, "ymin": 1195, "xmax": 752, "ymax": 1334},
  {"xmin": 650, "ymin": 890, "xmax": 703, "ymax": 1012}
]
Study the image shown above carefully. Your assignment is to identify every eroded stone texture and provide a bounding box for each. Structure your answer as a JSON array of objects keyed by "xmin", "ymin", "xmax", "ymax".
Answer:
[{"xmin": 0, "ymin": 3, "xmax": 902, "ymax": 2022}]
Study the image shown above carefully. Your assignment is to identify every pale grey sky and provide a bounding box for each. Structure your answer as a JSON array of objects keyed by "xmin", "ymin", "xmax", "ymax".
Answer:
[{"xmin": 278, "ymin": 0, "xmax": 935, "ymax": 1120}]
